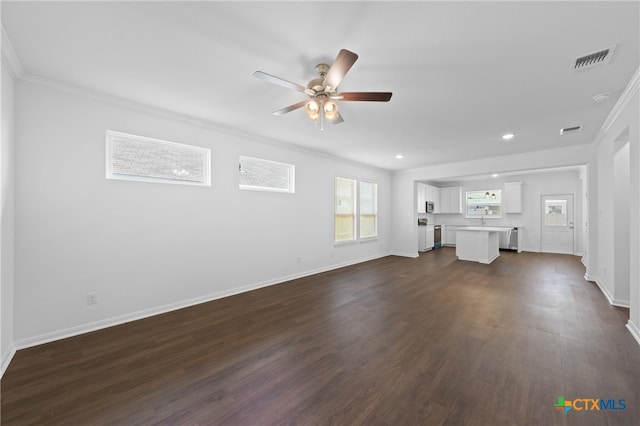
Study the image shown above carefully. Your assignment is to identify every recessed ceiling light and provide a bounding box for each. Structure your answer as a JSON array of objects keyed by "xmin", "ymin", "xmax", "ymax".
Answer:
[
  {"xmin": 492, "ymin": 174, "xmax": 499, "ymax": 178},
  {"xmin": 395, "ymin": 154, "xmax": 403, "ymax": 159},
  {"xmin": 502, "ymin": 133, "xmax": 515, "ymax": 140}
]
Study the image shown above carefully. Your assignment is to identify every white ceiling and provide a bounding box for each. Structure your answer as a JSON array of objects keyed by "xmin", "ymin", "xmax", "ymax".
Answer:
[{"xmin": 2, "ymin": 1, "xmax": 638, "ymax": 171}]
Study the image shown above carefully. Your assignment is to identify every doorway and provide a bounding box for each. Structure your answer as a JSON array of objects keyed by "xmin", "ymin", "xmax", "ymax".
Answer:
[
  {"xmin": 613, "ymin": 137, "xmax": 630, "ymax": 305},
  {"xmin": 541, "ymin": 194, "xmax": 574, "ymax": 254}
]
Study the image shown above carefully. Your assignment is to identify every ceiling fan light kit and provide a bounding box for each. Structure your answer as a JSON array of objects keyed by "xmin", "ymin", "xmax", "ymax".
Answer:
[{"xmin": 254, "ymin": 49, "xmax": 392, "ymax": 130}]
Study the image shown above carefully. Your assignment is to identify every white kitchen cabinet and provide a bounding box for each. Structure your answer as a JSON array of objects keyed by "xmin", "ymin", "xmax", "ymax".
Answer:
[
  {"xmin": 418, "ymin": 225, "xmax": 435, "ymax": 251},
  {"xmin": 437, "ymin": 187, "xmax": 462, "ymax": 214},
  {"xmin": 449, "ymin": 187, "xmax": 461, "ymax": 214},
  {"xmin": 418, "ymin": 184, "xmax": 442, "ymax": 213},
  {"xmin": 426, "ymin": 225, "xmax": 435, "ymax": 248},
  {"xmin": 456, "ymin": 227, "xmax": 502, "ymax": 264},
  {"xmin": 417, "ymin": 183, "xmax": 427, "ymax": 213},
  {"xmin": 424, "ymin": 184, "xmax": 440, "ymax": 212},
  {"xmin": 440, "ymin": 188, "xmax": 450, "ymax": 213},
  {"xmin": 504, "ymin": 182, "xmax": 522, "ymax": 213},
  {"xmin": 443, "ymin": 225, "xmax": 460, "ymax": 245},
  {"xmin": 432, "ymin": 186, "xmax": 441, "ymax": 213}
]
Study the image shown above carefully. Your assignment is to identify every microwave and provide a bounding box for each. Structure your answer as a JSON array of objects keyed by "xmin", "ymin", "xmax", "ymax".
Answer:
[{"xmin": 426, "ymin": 201, "xmax": 435, "ymax": 213}]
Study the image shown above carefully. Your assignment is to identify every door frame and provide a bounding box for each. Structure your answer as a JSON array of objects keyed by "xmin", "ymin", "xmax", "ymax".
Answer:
[{"xmin": 540, "ymin": 194, "xmax": 575, "ymax": 254}]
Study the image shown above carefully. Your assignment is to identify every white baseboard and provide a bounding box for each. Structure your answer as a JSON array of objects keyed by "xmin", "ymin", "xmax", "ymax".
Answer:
[
  {"xmin": 522, "ymin": 247, "xmax": 540, "ymax": 253},
  {"xmin": 626, "ymin": 320, "xmax": 640, "ymax": 346},
  {"xmin": 590, "ymin": 278, "xmax": 630, "ymax": 308},
  {"xmin": 593, "ymin": 278, "xmax": 615, "ymax": 305},
  {"xmin": 581, "ymin": 257, "xmax": 588, "ymax": 268},
  {"xmin": 612, "ymin": 299, "xmax": 631, "ymax": 308},
  {"xmin": 391, "ymin": 251, "xmax": 419, "ymax": 258},
  {"xmin": 1, "ymin": 344, "xmax": 16, "ymax": 379},
  {"xmin": 14, "ymin": 252, "xmax": 392, "ymax": 350}
]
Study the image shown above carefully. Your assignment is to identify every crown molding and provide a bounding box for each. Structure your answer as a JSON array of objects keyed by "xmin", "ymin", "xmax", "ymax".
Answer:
[
  {"xmin": 595, "ymin": 66, "xmax": 640, "ymax": 144},
  {"xmin": 20, "ymin": 74, "xmax": 389, "ymax": 174},
  {"xmin": 1, "ymin": 26, "xmax": 25, "ymax": 79}
]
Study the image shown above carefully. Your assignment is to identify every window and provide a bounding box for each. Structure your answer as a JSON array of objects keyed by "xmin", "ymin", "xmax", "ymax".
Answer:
[
  {"xmin": 335, "ymin": 177, "xmax": 356, "ymax": 242},
  {"xmin": 239, "ymin": 156, "xmax": 295, "ymax": 193},
  {"xmin": 334, "ymin": 177, "xmax": 378, "ymax": 243},
  {"xmin": 466, "ymin": 190, "xmax": 502, "ymax": 218},
  {"xmin": 544, "ymin": 200, "xmax": 567, "ymax": 226},
  {"xmin": 106, "ymin": 130, "xmax": 210, "ymax": 186},
  {"xmin": 359, "ymin": 181, "xmax": 378, "ymax": 239}
]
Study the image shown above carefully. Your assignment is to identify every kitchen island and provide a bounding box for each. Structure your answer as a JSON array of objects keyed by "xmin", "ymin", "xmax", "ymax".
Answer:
[{"xmin": 456, "ymin": 226, "xmax": 512, "ymax": 264}]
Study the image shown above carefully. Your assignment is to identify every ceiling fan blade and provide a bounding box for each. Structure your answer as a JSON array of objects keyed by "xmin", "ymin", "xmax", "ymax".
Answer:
[
  {"xmin": 322, "ymin": 49, "xmax": 359, "ymax": 91},
  {"xmin": 272, "ymin": 100, "xmax": 308, "ymax": 116},
  {"xmin": 335, "ymin": 92, "xmax": 393, "ymax": 102},
  {"xmin": 254, "ymin": 71, "xmax": 310, "ymax": 94},
  {"xmin": 332, "ymin": 112, "xmax": 344, "ymax": 124}
]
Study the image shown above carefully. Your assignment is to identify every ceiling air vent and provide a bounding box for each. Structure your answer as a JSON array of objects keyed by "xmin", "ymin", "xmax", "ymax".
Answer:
[
  {"xmin": 572, "ymin": 45, "xmax": 616, "ymax": 71},
  {"xmin": 560, "ymin": 125, "xmax": 582, "ymax": 135}
]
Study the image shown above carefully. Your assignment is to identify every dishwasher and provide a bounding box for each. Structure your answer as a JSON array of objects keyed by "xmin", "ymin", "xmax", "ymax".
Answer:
[
  {"xmin": 508, "ymin": 227, "xmax": 519, "ymax": 251},
  {"xmin": 499, "ymin": 227, "xmax": 519, "ymax": 250}
]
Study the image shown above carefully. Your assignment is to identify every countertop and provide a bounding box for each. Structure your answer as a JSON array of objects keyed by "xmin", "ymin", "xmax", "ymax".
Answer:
[{"xmin": 457, "ymin": 226, "xmax": 512, "ymax": 232}]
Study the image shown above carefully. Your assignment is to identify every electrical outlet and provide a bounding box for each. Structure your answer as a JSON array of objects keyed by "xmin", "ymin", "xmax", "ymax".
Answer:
[{"xmin": 86, "ymin": 293, "xmax": 98, "ymax": 305}]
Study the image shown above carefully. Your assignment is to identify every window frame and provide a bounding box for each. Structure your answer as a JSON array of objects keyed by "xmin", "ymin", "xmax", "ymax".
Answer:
[
  {"xmin": 238, "ymin": 156, "xmax": 295, "ymax": 194},
  {"xmin": 106, "ymin": 130, "xmax": 211, "ymax": 187},
  {"xmin": 334, "ymin": 176, "xmax": 379, "ymax": 245},
  {"xmin": 334, "ymin": 176, "xmax": 358, "ymax": 244},
  {"xmin": 359, "ymin": 180, "xmax": 378, "ymax": 240},
  {"xmin": 465, "ymin": 189, "xmax": 503, "ymax": 219}
]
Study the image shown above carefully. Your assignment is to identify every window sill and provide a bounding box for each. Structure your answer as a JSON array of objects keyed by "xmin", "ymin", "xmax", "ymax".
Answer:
[
  {"xmin": 334, "ymin": 237, "xmax": 379, "ymax": 247},
  {"xmin": 358, "ymin": 237, "xmax": 379, "ymax": 243}
]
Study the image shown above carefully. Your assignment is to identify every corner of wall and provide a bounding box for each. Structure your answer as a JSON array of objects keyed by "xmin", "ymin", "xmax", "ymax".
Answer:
[
  {"xmin": 1, "ymin": 26, "xmax": 25, "ymax": 80},
  {"xmin": 1, "ymin": 344, "xmax": 16, "ymax": 378},
  {"xmin": 1, "ymin": 26, "xmax": 20, "ymax": 379},
  {"xmin": 626, "ymin": 321, "xmax": 640, "ymax": 346}
]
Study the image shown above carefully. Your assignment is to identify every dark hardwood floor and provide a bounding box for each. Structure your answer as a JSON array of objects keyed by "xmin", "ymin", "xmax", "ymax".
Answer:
[{"xmin": 2, "ymin": 248, "xmax": 639, "ymax": 425}]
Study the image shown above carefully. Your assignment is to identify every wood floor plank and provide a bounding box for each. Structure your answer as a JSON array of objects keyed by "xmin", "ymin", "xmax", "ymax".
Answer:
[{"xmin": 2, "ymin": 248, "xmax": 639, "ymax": 425}]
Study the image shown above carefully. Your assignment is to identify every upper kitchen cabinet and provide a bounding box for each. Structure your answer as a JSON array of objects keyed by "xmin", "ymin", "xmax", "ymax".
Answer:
[
  {"xmin": 429, "ymin": 185, "xmax": 441, "ymax": 213},
  {"xmin": 417, "ymin": 183, "xmax": 441, "ymax": 213},
  {"xmin": 437, "ymin": 187, "xmax": 462, "ymax": 214},
  {"xmin": 504, "ymin": 182, "xmax": 523, "ymax": 213},
  {"xmin": 417, "ymin": 183, "xmax": 427, "ymax": 213}
]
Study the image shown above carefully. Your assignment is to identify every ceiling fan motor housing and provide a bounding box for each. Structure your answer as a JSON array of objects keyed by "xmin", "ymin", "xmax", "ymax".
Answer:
[
  {"xmin": 315, "ymin": 63, "xmax": 330, "ymax": 77},
  {"xmin": 308, "ymin": 63, "xmax": 331, "ymax": 93}
]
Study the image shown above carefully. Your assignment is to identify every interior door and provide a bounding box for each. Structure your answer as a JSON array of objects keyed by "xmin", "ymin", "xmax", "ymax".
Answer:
[{"xmin": 541, "ymin": 195, "xmax": 574, "ymax": 254}]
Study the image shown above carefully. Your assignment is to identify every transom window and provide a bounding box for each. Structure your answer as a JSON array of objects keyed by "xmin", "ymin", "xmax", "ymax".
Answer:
[
  {"xmin": 239, "ymin": 156, "xmax": 295, "ymax": 193},
  {"xmin": 106, "ymin": 130, "xmax": 211, "ymax": 186}
]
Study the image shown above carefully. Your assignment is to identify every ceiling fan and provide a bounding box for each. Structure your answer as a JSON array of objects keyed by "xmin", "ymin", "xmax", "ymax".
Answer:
[{"xmin": 254, "ymin": 49, "xmax": 392, "ymax": 129}]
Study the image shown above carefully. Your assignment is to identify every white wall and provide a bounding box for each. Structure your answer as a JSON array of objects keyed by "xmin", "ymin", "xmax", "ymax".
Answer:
[
  {"xmin": 13, "ymin": 80, "xmax": 391, "ymax": 347},
  {"xmin": 422, "ymin": 170, "xmax": 582, "ymax": 254},
  {"xmin": 579, "ymin": 166, "xmax": 589, "ymax": 267},
  {"xmin": 391, "ymin": 145, "xmax": 593, "ymax": 258},
  {"xmin": 589, "ymin": 68, "xmax": 639, "ymax": 341},
  {"xmin": 1, "ymin": 56, "xmax": 16, "ymax": 374}
]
